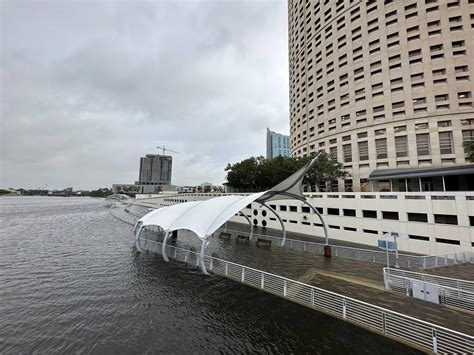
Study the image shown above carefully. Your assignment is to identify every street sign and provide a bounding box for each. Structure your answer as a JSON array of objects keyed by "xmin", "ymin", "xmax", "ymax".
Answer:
[{"xmin": 377, "ymin": 240, "xmax": 397, "ymax": 251}]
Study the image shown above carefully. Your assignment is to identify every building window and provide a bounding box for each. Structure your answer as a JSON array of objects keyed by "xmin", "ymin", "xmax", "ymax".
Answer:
[
  {"xmin": 462, "ymin": 130, "xmax": 474, "ymax": 156},
  {"xmin": 343, "ymin": 208, "xmax": 356, "ymax": 217},
  {"xmin": 416, "ymin": 133, "xmax": 430, "ymax": 156},
  {"xmin": 363, "ymin": 210, "xmax": 377, "ymax": 218},
  {"xmin": 358, "ymin": 141, "xmax": 369, "ymax": 161},
  {"xmin": 375, "ymin": 138, "xmax": 387, "ymax": 159},
  {"xmin": 434, "ymin": 214, "xmax": 458, "ymax": 225},
  {"xmin": 395, "ymin": 136, "xmax": 408, "ymax": 157},
  {"xmin": 439, "ymin": 131, "xmax": 453, "ymax": 154},
  {"xmin": 344, "ymin": 179, "xmax": 353, "ymax": 192},
  {"xmin": 382, "ymin": 211, "xmax": 399, "ymax": 220},
  {"xmin": 343, "ymin": 144, "xmax": 352, "ymax": 162},
  {"xmin": 408, "ymin": 212, "xmax": 428, "ymax": 222},
  {"xmin": 436, "ymin": 238, "xmax": 460, "ymax": 245},
  {"xmin": 328, "ymin": 208, "xmax": 339, "ymax": 216}
]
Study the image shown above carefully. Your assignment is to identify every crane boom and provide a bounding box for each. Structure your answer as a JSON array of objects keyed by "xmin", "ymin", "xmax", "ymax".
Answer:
[{"xmin": 156, "ymin": 145, "xmax": 180, "ymax": 156}]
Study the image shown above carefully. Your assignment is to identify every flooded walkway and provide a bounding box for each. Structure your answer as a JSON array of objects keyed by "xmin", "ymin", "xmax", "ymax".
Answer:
[{"xmin": 155, "ymin": 226, "xmax": 474, "ymax": 335}]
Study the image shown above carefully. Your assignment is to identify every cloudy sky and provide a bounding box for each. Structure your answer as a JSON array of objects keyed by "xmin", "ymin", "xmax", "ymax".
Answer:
[{"xmin": 0, "ymin": 0, "xmax": 289, "ymax": 190}]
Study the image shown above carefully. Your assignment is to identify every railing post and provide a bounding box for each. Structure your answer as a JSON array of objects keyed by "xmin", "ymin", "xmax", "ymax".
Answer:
[
  {"xmin": 432, "ymin": 329, "xmax": 438, "ymax": 354},
  {"xmin": 225, "ymin": 263, "xmax": 228, "ymax": 276},
  {"xmin": 284, "ymin": 280, "xmax": 287, "ymax": 297},
  {"xmin": 342, "ymin": 299, "xmax": 347, "ymax": 319},
  {"xmin": 261, "ymin": 273, "xmax": 265, "ymax": 289},
  {"xmin": 184, "ymin": 253, "xmax": 188, "ymax": 263},
  {"xmin": 311, "ymin": 288, "xmax": 315, "ymax": 306},
  {"xmin": 241, "ymin": 268, "xmax": 245, "ymax": 282},
  {"xmin": 444, "ymin": 254, "xmax": 448, "ymax": 266},
  {"xmin": 382, "ymin": 312, "xmax": 386, "ymax": 334},
  {"xmin": 210, "ymin": 258, "xmax": 213, "ymax": 271},
  {"xmin": 423, "ymin": 257, "xmax": 427, "ymax": 269},
  {"xmin": 174, "ymin": 248, "xmax": 177, "ymax": 259},
  {"xmin": 304, "ymin": 242, "xmax": 307, "ymax": 252}
]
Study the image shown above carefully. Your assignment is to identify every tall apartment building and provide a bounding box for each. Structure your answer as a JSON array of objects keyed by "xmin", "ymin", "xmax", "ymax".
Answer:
[
  {"xmin": 136, "ymin": 154, "xmax": 172, "ymax": 193},
  {"xmin": 288, "ymin": 0, "xmax": 474, "ymax": 192},
  {"xmin": 266, "ymin": 128, "xmax": 291, "ymax": 158}
]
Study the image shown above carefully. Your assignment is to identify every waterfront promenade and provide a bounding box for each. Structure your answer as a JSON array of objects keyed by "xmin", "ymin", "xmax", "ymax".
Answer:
[
  {"xmin": 157, "ymin": 225, "xmax": 474, "ymax": 335},
  {"xmin": 124, "ymin": 201, "xmax": 474, "ymax": 335}
]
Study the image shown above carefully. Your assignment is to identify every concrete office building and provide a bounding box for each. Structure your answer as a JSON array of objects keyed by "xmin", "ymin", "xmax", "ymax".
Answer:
[
  {"xmin": 288, "ymin": 0, "xmax": 474, "ymax": 192},
  {"xmin": 266, "ymin": 128, "xmax": 291, "ymax": 158},
  {"xmin": 136, "ymin": 154, "xmax": 173, "ymax": 193}
]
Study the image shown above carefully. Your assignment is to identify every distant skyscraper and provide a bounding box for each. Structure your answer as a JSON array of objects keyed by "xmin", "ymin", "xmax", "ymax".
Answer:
[
  {"xmin": 267, "ymin": 128, "xmax": 290, "ymax": 159},
  {"xmin": 136, "ymin": 154, "xmax": 172, "ymax": 193}
]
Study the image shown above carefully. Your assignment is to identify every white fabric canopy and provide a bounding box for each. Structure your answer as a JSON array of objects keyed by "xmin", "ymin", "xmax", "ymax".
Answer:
[
  {"xmin": 134, "ymin": 152, "xmax": 330, "ymax": 274},
  {"xmin": 137, "ymin": 192, "xmax": 266, "ymax": 240}
]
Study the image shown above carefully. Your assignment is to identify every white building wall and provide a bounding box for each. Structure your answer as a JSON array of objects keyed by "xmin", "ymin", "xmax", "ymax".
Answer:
[{"xmin": 134, "ymin": 191, "xmax": 474, "ymax": 255}]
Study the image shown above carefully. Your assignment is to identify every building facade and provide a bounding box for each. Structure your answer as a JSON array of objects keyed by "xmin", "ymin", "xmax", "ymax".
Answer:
[
  {"xmin": 288, "ymin": 0, "xmax": 474, "ymax": 192},
  {"xmin": 136, "ymin": 154, "xmax": 172, "ymax": 193},
  {"xmin": 266, "ymin": 128, "xmax": 291, "ymax": 158}
]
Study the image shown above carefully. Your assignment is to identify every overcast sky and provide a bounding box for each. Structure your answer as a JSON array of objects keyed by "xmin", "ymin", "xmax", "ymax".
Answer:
[{"xmin": 0, "ymin": 0, "xmax": 289, "ymax": 190}]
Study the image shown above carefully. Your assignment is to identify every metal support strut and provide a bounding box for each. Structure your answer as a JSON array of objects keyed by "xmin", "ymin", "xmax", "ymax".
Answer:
[
  {"xmin": 239, "ymin": 212, "xmax": 254, "ymax": 240},
  {"xmin": 162, "ymin": 231, "xmax": 170, "ymax": 262},
  {"xmin": 200, "ymin": 238, "xmax": 209, "ymax": 275},
  {"xmin": 261, "ymin": 202, "xmax": 286, "ymax": 246},
  {"xmin": 135, "ymin": 225, "xmax": 144, "ymax": 253},
  {"xmin": 300, "ymin": 199, "xmax": 329, "ymax": 246}
]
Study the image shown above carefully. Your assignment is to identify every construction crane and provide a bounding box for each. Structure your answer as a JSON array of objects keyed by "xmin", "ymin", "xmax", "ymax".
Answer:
[{"xmin": 156, "ymin": 145, "xmax": 180, "ymax": 156}]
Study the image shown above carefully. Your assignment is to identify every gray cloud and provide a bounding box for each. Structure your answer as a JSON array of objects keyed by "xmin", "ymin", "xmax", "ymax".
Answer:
[{"xmin": 1, "ymin": 0, "xmax": 289, "ymax": 189}]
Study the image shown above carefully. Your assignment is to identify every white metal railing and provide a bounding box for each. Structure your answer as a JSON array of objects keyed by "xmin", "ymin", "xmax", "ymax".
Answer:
[
  {"xmin": 383, "ymin": 268, "xmax": 474, "ymax": 312},
  {"xmin": 109, "ymin": 207, "xmax": 473, "ymax": 269},
  {"xmin": 137, "ymin": 236, "xmax": 473, "ymax": 354},
  {"xmin": 223, "ymin": 228, "xmax": 473, "ymax": 269}
]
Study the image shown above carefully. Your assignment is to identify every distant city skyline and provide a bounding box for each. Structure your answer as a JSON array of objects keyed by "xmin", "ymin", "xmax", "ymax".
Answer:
[{"xmin": 0, "ymin": 1, "xmax": 289, "ymax": 190}]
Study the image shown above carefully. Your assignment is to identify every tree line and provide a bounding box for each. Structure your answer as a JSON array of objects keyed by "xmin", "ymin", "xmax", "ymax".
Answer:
[{"xmin": 225, "ymin": 152, "xmax": 349, "ymax": 192}]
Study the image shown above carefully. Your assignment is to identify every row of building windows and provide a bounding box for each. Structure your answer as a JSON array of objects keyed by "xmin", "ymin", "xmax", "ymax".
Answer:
[
  {"xmin": 292, "ymin": 120, "xmax": 474, "ymax": 161},
  {"xmin": 291, "ymin": 88, "xmax": 472, "ymax": 140},
  {"xmin": 265, "ymin": 213, "xmax": 468, "ymax": 245},
  {"xmin": 260, "ymin": 204, "xmax": 471, "ymax": 226},
  {"xmin": 289, "ymin": 0, "xmax": 473, "ymax": 65}
]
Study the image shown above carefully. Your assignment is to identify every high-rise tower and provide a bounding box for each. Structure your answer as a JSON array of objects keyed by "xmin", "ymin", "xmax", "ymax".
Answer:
[{"xmin": 288, "ymin": 0, "xmax": 474, "ymax": 192}]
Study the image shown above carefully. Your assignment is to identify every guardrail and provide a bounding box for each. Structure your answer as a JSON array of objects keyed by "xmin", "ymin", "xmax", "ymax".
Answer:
[
  {"xmin": 223, "ymin": 228, "xmax": 473, "ymax": 269},
  {"xmin": 109, "ymin": 209, "xmax": 474, "ymax": 352},
  {"xmin": 109, "ymin": 206, "xmax": 473, "ymax": 269},
  {"xmin": 383, "ymin": 268, "xmax": 474, "ymax": 312},
  {"xmin": 138, "ymin": 235, "xmax": 473, "ymax": 354}
]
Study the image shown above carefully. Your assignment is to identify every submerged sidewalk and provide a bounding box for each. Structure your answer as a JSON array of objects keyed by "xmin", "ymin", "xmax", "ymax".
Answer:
[{"xmin": 170, "ymin": 227, "xmax": 474, "ymax": 335}]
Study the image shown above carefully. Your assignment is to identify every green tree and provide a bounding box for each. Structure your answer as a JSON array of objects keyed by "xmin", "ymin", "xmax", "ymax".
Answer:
[
  {"xmin": 465, "ymin": 141, "xmax": 474, "ymax": 161},
  {"xmin": 225, "ymin": 152, "xmax": 349, "ymax": 192},
  {"xmin": 89, "ymin": 188, "xmax": 113, "ymax": 198},
  {"xmin": 299, "ymin": 152, "xmax": 349, "ymax": 191}
]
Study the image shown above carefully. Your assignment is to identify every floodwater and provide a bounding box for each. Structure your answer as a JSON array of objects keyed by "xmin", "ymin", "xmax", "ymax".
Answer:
[{"xmin": 0, "ymin": 197, "xmax": 420, "ymax": 354}]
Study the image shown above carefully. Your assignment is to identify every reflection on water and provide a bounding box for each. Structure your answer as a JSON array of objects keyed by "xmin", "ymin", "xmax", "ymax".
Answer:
[{"xmin": 0, "ymin": 197, "xmax": 420, "ymax": 354}]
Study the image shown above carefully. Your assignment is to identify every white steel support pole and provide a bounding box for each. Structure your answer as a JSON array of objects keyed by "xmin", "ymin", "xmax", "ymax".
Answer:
[
  {"xmin": 199, "ymin": 239, "xmax": 209, "ymax": 275},
  {"xmin": 135, "ymin": 225, "xmax": 145, "ymax": 253},
  {"xmin": 239, "ymin": 212, "xmax": 254, "ymax": 240},
  {"xmin": 261, "ymin": 202, "xmax": 286, "ymax": 246},
  {"xmin": 162, "ymin": 231, "xmax": 170, "ymax": 262},
  {"xmin": 304, "ymin": 201, "xmax": 329, "ymax": 246}
]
